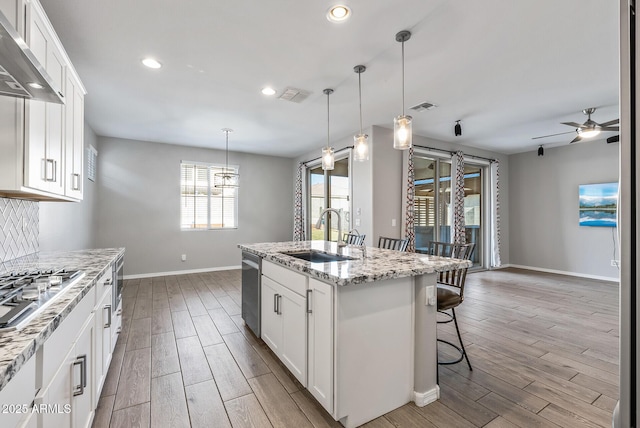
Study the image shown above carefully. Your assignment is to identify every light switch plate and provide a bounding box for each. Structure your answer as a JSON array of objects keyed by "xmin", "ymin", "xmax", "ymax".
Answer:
[{"xmin": 426, "ymin": 285, "xmax": 436, "ymax": 306}]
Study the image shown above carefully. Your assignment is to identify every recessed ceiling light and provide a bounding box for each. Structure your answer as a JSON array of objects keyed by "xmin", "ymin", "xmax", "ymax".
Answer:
[
  {"xmin": 261, "ymin": 87, "xmax": 276, "ymax": 96},
  {"xmin": 27, "ymin": 82, "xmax": 43, "ymax": 89},
  {"xmin": 142, "ymin": 58, "xmax": 162, "ymax": 69},
  {"xmin": 327, "ymin": 5, "xmax": 351, "ymax": 22}
]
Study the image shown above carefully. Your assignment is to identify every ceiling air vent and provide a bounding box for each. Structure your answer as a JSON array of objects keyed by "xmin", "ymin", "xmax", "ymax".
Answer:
[
  {"xmin": 410, "ymin": 101, "xmax": 438, "ymax": 112},
  {"xmin": 278, "ymin": 87, "xmax": 311, "ymax": 103}
]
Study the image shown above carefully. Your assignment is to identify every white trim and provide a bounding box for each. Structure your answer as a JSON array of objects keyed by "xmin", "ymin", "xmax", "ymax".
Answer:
[
  {"xmin": 413, "ymin": 385, "xmax": 439, "ymax": 407},
  {"xmin": 124, "ymin": 265, "xmax": 241, "ymax": 280},
  {"xmin": 502, "ymin": 264, "xmax": 619, "ymax": 283}
]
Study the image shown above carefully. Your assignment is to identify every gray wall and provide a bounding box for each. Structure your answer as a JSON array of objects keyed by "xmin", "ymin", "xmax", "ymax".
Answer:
[
  {"xmin": 509, "ymin": 139, "xmax": 619, "ymax": 279},
  {"xmin": 39, "ymin": 125, "xmax": 99, "ymax": 251},
  {"xmin": 95, "ymin": 136, "xmax": 294, "ymax": 276}
]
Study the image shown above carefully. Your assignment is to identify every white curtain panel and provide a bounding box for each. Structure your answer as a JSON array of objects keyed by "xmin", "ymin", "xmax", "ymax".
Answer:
[
  {"xmin": 490, "ymin": 160, "xmax": 502, "ymax": 267},
  {"xmin": 293, "ymin": 162, "xmax": 306, "ymax": 241},
  {"xmin": 404, "ymin": 147, "xmax": 415, "ymax": 252},
  {"xmin": 452, "ymin": 151, "xmax": 466, "ymax": 244}
]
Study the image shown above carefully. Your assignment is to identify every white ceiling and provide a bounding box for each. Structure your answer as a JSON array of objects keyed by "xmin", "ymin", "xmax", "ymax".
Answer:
[{"xmin": 39, "ymin": 0, "xmax": 619, "ymax": 158}]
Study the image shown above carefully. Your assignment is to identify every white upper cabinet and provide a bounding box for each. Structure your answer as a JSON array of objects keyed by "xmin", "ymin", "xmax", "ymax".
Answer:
[{"xmin": 0, "ymin": 0, "xmax": 86, "ymax": 201}]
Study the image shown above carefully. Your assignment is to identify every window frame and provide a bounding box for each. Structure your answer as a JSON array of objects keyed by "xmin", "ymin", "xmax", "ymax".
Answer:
[{"xmin": 180, "ymin": 160, "xmax": 239, "ymax": 231}]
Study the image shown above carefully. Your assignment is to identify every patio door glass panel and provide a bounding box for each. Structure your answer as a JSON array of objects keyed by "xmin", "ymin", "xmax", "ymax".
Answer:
[
  {"xmin": 414, "ymin": 156, "xmax": 451, "ymax": 251},
  {"xmin": 308, "ymin": 157, "xmax": 350, "ymax": 241}
]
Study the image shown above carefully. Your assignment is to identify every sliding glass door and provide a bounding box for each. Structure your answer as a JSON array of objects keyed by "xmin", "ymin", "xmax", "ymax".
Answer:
[
  {"xmin": 414, "ymin": 154, "xmax": 485, "ymax": 267},
  {"xmin": 308, "ymin": 157, "xmax": 350, "ymax": 241}
]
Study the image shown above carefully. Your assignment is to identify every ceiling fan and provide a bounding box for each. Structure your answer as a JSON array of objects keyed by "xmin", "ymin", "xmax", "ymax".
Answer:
[{"xmin": 532, "ymin": 107, "xmax": 619, "ymax": 144}]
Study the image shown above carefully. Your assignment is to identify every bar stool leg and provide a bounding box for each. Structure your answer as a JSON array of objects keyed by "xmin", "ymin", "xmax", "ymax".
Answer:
[{"xmin": 451, "ymin": 308, "xmax": 472, "ymax": 371}]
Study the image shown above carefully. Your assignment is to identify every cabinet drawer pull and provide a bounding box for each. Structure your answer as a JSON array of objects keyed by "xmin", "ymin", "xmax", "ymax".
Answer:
[
  {"xmin": 72, "ymin": 355, "xmax": 87, "ymax": 396},
  {"xmin": 104, "ymin": 305, "xmax": 112, "ymax": 328},
  {"xmin": 306, "ymin": 289, "xmax": 312, "ymax": 314}
]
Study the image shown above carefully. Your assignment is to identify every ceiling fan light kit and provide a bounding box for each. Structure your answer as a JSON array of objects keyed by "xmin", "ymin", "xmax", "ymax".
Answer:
[{"xmin": 533, "ymin": 107, "xmax": 619, "ymax": 146}]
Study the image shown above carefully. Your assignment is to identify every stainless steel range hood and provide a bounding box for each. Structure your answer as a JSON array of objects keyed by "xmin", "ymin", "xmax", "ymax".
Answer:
[{"xmin": 0, "ymin": 10, "xmax": 64, "ymax": 104}]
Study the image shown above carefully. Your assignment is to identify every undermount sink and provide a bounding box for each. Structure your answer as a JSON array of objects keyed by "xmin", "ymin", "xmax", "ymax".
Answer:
[{"xmin": 282, "ymin": 250, "xmax": 354, "ymax": 263}]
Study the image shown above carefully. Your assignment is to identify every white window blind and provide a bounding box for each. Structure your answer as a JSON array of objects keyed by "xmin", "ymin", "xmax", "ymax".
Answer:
[{"xmin": 180, "ymin": 162, "xmax": 238, "ymax": 229}]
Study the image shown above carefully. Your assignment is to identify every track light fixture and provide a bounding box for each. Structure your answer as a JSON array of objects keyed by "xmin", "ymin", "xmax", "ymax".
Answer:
[
  {"xmin": 454, "ymin": 120, "xmax": 462, "ymax": 136},
  {"xmin": 538, "ymin": 145, "xmax": 544, "ymax": 156}
]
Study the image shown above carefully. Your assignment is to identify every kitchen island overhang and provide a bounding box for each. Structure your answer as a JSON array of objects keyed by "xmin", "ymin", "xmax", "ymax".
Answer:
[{"xmin": 239, "ymin": 241, "xmax": 471, "ymax": 428}]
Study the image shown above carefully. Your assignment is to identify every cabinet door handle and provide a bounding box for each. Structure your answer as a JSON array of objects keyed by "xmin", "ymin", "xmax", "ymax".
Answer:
[
  {"xmin": 273, "ymin": 294, "xmax": 278, "ymax": 313},
  {"xmin": 72, "ymin": 173, "xmax": 81, "ymax": 190},
  {"xmin": 43, "ymin": 158, "xmax": 55, "ymax": 181},
  {"xmin": 277, "ymin": 295, "xmax": 282, "ymax": 315},
  {"xmin": 72, "ymin": 355, "xmax": 87, "ymax": 396},
  {"xmin": 104, "ymin": 305, "xmax": 112, "ymax": 328},
  {"xmin": 306, "ymin": 290, "xmax": 312, "ymax": 314}
]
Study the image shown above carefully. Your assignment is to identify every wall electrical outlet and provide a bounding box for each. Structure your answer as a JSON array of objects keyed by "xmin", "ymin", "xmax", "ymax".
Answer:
[
  {"xmin": 181, "ymin": 254, "xmax": 187, "ymax": 262},
  {"xmin": 391, "ymin": 219, "xmax": 397, "ymax": 227},
  {"xmin": 611, "ymin": 259, "xmax": 620, "ymax": 267},
  {"xmin": 426, "ymin": 285, "xmax": 436, "ymax": 306}
]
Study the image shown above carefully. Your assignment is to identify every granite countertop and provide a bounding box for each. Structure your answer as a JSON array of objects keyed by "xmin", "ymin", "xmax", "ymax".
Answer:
[
  {"xmin": 238, "ymin": 241, "xmax": 472, "ymax": 286},
  {"xmin": 0, "ymin": 248, "xmax": 124, "ymax": 392}
]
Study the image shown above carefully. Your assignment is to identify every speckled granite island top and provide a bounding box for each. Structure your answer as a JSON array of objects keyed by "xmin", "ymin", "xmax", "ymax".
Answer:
[
  {"xmin": 0, "ymin": 248, "xmax": 124, "ymax": 392},
  {"xmin": 238, "ymin": 241, "xmax": 472, "ymax": 286}
]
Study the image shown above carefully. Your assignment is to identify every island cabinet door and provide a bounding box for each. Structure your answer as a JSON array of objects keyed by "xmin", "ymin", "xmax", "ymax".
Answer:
[
  {"xmin": 307, "ymin": 279, "xmax": 334, "ymax": 414},
  {"xmin": 261, "ymin": 276, "xmax": 283, "ymax": 353},
  {"xmin": 279, "ymin": 285, "xmax": 307, "ymax": 387}
]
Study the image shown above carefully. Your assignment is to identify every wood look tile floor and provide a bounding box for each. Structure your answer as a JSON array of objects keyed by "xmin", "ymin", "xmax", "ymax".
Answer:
[{"xmin": 92, "ymin": 268, "xmax": 619, "ymax": 428}]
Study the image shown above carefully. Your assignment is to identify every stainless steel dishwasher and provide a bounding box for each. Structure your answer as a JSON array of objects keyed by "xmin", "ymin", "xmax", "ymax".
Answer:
[{"xmin": 241, "ymin": 252, "xmax": 261, "ymax": 337}]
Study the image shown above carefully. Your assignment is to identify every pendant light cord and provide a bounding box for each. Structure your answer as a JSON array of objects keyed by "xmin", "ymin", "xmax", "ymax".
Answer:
[
  {"xmin": 358, "ymin": 71, "xmax": 363, "ymax": 134},
  {"xmin": 326, "ymin": 91, "xmax": 330, "ymax": 148},
  {"xmin": 225, "ymin": 130, "xmax": 229, "ymax": 170}
]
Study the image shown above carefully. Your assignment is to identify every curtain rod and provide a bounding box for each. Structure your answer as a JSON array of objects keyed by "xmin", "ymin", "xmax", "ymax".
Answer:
[
  {"xmin": 413, "ymin": 144, "xmax": 497, "ymax": 163},
  {"xmin": 301, "ymin": 145, "xmax": 354, "ymax": 165}
]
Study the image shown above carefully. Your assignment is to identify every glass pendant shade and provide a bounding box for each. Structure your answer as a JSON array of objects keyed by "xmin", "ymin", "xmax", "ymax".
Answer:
[
  {"xmin": 393, "ymin": 114, "xmax": 413, "ymax": 150},
  {"xmin": 353, "ymin": 134, "xmax": 369, "ymax": 161},
  {"xmin": 322, "ymin": 146, "xmax": 335, "ymax": 170}
]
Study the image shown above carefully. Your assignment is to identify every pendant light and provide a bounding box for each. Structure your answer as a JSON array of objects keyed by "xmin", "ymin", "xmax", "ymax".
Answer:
[
  {"xmin": 214, "ymin": 128, "xmax": 239, "ymax": 188},
  {"xmin": 322, "ymin": 88, "xmax": 335, "ymax": 170},
  {"xmin": 353, "ymin": 65, "xmax": 369, "ymax": 162},
  {"xmin": 394, "ymin": 30, "xmax": 412, "ymax": 150}
]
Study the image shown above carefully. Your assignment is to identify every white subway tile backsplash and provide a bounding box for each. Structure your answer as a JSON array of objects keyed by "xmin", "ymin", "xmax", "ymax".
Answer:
[{"xmin": 0, "ymin": 198, "xmax": 39, "ymax": 263}]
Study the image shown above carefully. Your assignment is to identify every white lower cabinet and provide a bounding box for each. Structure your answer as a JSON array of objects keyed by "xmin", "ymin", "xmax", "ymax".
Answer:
[
  {"xmin": 261, "ymin": 263, "xmax": 308, "ymax": 386},
  {"xmin": 36, "ymin": 313, "xmax": 95, "ymax": 428},
  {"xmin": 307, "ymin": 279, "xmax": 334, "ymax": 413}
]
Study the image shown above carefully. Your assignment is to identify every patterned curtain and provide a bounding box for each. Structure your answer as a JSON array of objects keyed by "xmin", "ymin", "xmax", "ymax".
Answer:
[
  {"xmin": 293, "ymin": 162, "xmax": 306, "ymax": 241},
  {"xmin": 452, "ymin": 151, "xmax": 466, "ymax": 244},
  {"xmin": 490, "ymin": 160, "xmax": 502, "ymax": 267},
  {"xmin": 404, "ymin": 147, "xmax": 415, "ymax": 252}
]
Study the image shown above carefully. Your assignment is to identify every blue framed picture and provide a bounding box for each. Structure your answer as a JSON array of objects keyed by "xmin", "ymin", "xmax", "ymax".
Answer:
[{"xmin": 578, "ymin": 182, "xmax": 618, "ymax": 227}]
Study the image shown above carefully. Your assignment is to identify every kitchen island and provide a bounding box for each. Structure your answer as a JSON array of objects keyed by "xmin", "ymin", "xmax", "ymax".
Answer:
[{"xmin": 239, "ymin": 240, "xmax": 472, "ymax": 428}]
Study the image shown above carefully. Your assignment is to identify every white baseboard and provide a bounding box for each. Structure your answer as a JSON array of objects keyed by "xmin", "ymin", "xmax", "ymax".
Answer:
[
  {"xmin": 124, "ymin": 265, "xmax": 241, "ymax": 280},
  {"xmin": 502, "ymin": 264, "xmax": 619, "ymax": 283},
  {"xmin": 414, "ymin": 385, "xmax": 439, "ymax": 407}
]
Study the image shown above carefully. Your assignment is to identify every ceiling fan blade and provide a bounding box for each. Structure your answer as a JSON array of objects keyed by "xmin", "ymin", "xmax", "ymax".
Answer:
[
  {"xmin": 531, "ymin": 130, "xmax": 576, "ymax": 140},
  {"xmin": 561, "ymin": 121, "xmax": 583, "ymax": 128},
  {"xmin": 570, "ymin": 135, "xmax": 583, "ymax": 144},
  {"xmin": 599, "ymin": 118, "xmax": 619, "ymax": 127},
  {"xmin": 600, "ymin": 126, "xmax": 620, "ymax": 132}
]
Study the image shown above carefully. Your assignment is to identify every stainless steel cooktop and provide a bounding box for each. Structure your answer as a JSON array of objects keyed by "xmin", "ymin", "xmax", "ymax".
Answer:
[{"xmin": 0, "ymin": 269, "xmax": 85, "ymax": 331}]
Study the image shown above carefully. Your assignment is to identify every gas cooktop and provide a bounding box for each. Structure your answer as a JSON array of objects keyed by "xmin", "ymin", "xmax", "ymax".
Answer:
[{"xmin": 0, "ymin": 268, "xmax": 85, "ymax": 331}]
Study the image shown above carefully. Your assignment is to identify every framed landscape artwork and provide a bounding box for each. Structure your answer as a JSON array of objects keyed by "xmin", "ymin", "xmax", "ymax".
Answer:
[{"xmin": 578, "ymin": 182, "xmax": 618, "ymax": 227}]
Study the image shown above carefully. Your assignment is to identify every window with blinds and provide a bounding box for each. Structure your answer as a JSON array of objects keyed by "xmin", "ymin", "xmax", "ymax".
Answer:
[{"xmin": 180, "ymin": 162, "xmax": 238, "ymax": 229}]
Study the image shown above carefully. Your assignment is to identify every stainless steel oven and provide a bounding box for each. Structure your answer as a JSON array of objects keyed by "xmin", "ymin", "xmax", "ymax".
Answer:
[{"xmin": 113, "ymin": 254, "xmax": 124, "ymax": 310}]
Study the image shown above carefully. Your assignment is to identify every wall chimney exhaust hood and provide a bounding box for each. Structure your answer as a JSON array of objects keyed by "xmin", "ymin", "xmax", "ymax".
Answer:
[{"xmin": 0, "ymin": 10, "xmax": 64, "ymax": 104}]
